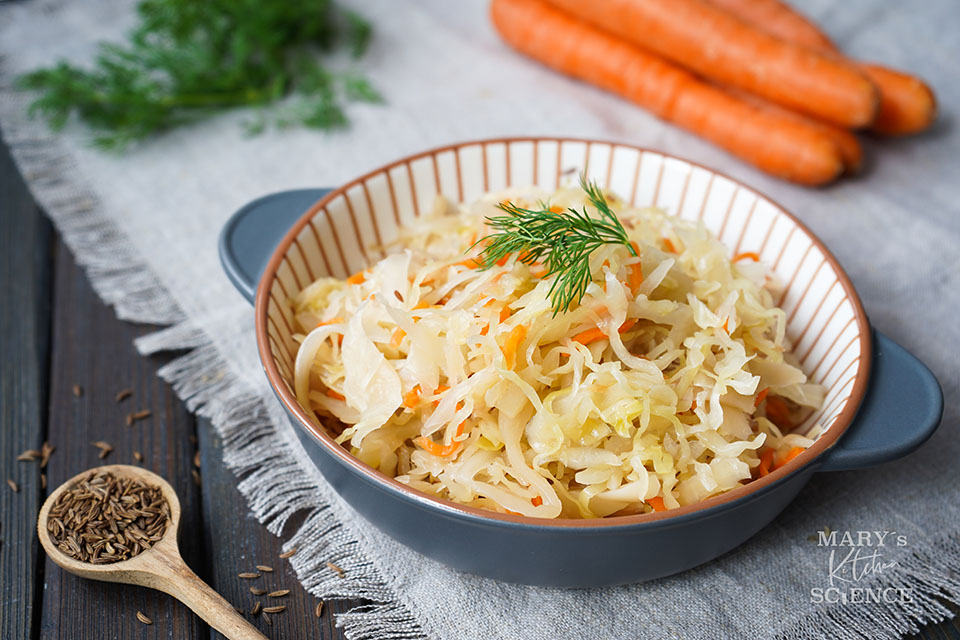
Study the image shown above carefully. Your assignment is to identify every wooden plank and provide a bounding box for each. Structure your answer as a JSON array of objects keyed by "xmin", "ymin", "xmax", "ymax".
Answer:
[
  {"xmin": 195, "ymin": 417, "xmax": 367, "ymax": 639},
  {"xmin": 0, "ymin": 131, "xmax": 53, "ymax": 640},
  {"xmin": 37, "ymin": 238, "xmax": 208, "ymax": 639}
]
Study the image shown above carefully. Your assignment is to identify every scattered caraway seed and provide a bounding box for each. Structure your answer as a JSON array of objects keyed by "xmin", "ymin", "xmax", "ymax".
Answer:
[
  {"xmin": 250, "ymin": 601, "xmax": 262, "ymax": 616},
  {"xmin": 193, "ymin": 450, "xmax": 201, "ymax": 468},
  {"xmin": 262, "ymin": 612, "xmax": 273, "ymax": 626},
  {"xmin": 40, "ymin": 442, "xmax": 54, "ymax": 468},
  {"xmin": 262, "ymin": 605, "xmax": 286, "ymax": 614},
  {"xmin": 278, "ymin": 547, "xmax": 297, "ymax": 559},
  {"xmin": 234, "ymin": 607, "xmax": 244, "ymax": 616},
  {"xmin": 136, "ymin": 611, "xmax": 152, "ymax": 625},
  {"xmin": 46, "ymin": 470, "xmax": 169, "ymax": 563},
  {"xmin": 41, "ymin": 474, "xmax": 47, "ymax": 489},
  {"xmin": 237, "ymin": 572, "xmax": 260, "ymax": 579},
  {"xmin": 115, "ymin": 388, "xmax": 132, "ymax": 402},
  {"xmin": 131, "ymin": 409, "xmax": 152, "ymax": 421},
  {"xmin": 191, "ymin": 469, "xmax": 201, "ymax": 487},
  {"xmin": 256, "ymin": 564, "xmax": 273, "ymax": 573},
  {"xmin": 125, "ymin": 414, "xmax": 134, "ymax": 427},
  {"xmin": 7, "ymin": 479, "xmax": 19, "ymax": 493},
  {"xmin": 17, "ymin": 450, "xmax": 39, "ymax": 461},
  {"xmin": 267, "ymin": 590, "xmax": 290, "ymax": 598},
  {"xmin": 326, "ymin": 561, "xmax": 345, "ymax": 578},
  {"xmin": 72, "ymin": 384, "xmax": 83, "ymax": 397},
  {"xmin": 91, "ymin": 441, "xmax": 113, "ymax": 459},
  {"xmin": 315, "ymin": 601, "xmax": 323, "ymax": 618},
  {"xmin": 249, "ymin": 587, "xmax": 267, "ymax": 596},
  {"xmin": 133, "ymin": 451, "xmax": 144, "ymax": 463}
]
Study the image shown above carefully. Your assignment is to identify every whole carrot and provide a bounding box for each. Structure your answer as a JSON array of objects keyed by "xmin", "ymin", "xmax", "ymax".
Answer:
[
  {"xmin": 541, "ymin": 0, "xmax": 879, "ymax": 129},
  {"xmin": 490, "ymin": 0, "xmax": 844, "ymax": 185},
  {"xmin": 722, "ymin": 85, "xmax": 862, "ymax": 173},
  {"xmin": 707, "ymin": 0, "xmax": 937, "ymax": 135}
]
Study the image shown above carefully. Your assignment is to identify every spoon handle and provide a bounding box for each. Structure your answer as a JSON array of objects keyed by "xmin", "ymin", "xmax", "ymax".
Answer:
[{"xmin": 154, "ymin": 553, "xmax": 268, "ymax": 640}]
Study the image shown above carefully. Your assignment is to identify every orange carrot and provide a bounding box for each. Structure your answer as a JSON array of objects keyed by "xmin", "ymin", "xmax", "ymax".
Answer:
[
  {"xmin": 499, "ymin": 307, "xmax": 512, "ymax": 323},
  {"xmin": 647, "ymin": 496, "xmax": 667, "ymax": 512},
  {"xmin": 540, "ymin": 0, "xmax": 878, "ymax": 128},
  {"xmin": 858, "ymin": 65, "xmax": 937, "ymax": 136},
  {"xmin": 754, "ymin": 387, "xmax": 770, "ymax": 407},
  {"xmin": 402, "ymin": 385, "xmax": 422, "ymax": 409},
  {"xmin": 773, "ymin": 446, "xmax": 805, "ymax": 469},
  {"xmin": 662, "ymin": 238, "xmax": 678, "ymax": 254},
  {"xmin": 734, "ymin": 251, "xmax": 761, "ymax": 262},
  {"xmin": 316, "ymin": 316, "xmax": 344, "ymax": 328},
  {"xmin": 722, "ymin": 317, "xmax": 730, "ymax": 333},
  {"xmin": 346, "ymin": 270, "xmax": 367, "ymax": 285},
  {"xmin": 707, "ymin": 0, "xmax": 936, "ymax": 135},
  {"xmin": 572, "ymin": 319, "xmax": 636, "ymax": 345},
  {"xmin": 501, "ymin": 324, "xmax": 528, "ymax": 369},
  {"xmin": 757, "ymin": 448, "xmax": 775, "ymax": 477},
  {"xmin": 707, "ymin": 0, "xmax": 833, "ymax": 50},
  {"xmin": 452, "ymin": 257, "xmax": 482, "ymax": 269},
  {"xmin": 531, "ymin": 496, "xmax": 543, "ymax": 507},
  {"xmin": 414, "ymin": 419, "xmax": 467, "ymax": 457},
  {"xmin": 764, "ymin": 395, "xmax": 792, "ymax": 428},
  {"xmin": 390, "ymin": 327, "xmax": 406, "ymax": 348},
  {"xmin": 490, "ymin": 0, "xmax": 844, "ymax": 185},
  {"xmin": 718, "ymin": 79, "xmax": 862, "ymax": 173},
  {"xmin": 325, "ymin": 389, "xmax": 345, "ymax": 402},
  {"xmin": 627, "ymin": 242, "xmax": 643, "ymax": 293}
]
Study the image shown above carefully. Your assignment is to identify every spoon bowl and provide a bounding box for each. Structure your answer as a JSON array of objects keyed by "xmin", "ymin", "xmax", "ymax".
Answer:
[{"xmin": 38, "ymin": 464, "xmax": 267, "ymax": 640}]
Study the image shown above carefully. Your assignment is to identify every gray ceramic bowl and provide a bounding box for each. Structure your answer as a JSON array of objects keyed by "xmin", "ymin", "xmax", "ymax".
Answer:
[{"xmin": 219, "ymin": 138, "xmax": 942, "ymax": 587}]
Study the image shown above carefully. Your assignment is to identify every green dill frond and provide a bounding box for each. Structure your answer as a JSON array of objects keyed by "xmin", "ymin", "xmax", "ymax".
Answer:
[
  {"xmin": 475, "ymin": 174, "xmax": 636, "ymax": 315},
  {"xmin": 16, "ymin": 0, "xmax": 382, "ymax": 150}
]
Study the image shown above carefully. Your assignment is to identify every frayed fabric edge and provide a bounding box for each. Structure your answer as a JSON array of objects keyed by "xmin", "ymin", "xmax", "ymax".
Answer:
[{"xmin": 1, "ymin": 76, "xmax": 432, "ymax": 639}]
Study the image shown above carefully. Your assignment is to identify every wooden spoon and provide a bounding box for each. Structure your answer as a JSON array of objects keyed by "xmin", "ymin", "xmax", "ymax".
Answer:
[{"xmin": 37, "ymin": 464, "xmax": 267, "ymax": 640}]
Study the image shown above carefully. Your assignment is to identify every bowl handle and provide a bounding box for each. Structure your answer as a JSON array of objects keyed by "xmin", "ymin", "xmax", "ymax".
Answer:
[
  {"xmin": 218, "ymin": 189, "xmax": 331, "ymax": 304},
  {"xmin": 817, "ymin": 331, "xmax": 943, "ymax": 472}
]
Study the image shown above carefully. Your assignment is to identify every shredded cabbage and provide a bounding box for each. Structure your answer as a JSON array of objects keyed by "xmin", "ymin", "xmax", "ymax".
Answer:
[{"xmin": 290, "ymin": 184, "xmax": 825, "ymax": 518}]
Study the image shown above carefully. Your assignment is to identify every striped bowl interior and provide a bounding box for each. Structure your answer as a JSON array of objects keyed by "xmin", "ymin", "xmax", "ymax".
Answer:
[{"xmin": 260, "ymin": 138, "xmax": 868, "ymax": 449}]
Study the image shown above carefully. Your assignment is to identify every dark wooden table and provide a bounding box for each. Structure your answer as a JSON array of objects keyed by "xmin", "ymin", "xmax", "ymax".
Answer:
[{"xmin": 1, "ymin": 128, "xmax": 957, "ymax": 639}]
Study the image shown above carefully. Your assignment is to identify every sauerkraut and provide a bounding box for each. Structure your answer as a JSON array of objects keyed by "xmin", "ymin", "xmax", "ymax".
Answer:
[{"xmin": 290, "ymin": 183, "xmax": 825, "ymax": 519}]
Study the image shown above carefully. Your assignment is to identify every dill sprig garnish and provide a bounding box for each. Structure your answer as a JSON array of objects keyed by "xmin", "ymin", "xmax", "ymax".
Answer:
[
  {"xmin": 476, "ymin": 174, "xmax": 637, "ymax": 314},
  {"xmin": 16, "ymin": 0, "xmax": 382, "ymax": 150}
]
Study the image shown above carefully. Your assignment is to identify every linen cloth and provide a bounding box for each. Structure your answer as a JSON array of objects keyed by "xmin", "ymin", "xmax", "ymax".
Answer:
[{"xmin": 2, "ymin": 1, "xmax": 958, "ymax": 638}]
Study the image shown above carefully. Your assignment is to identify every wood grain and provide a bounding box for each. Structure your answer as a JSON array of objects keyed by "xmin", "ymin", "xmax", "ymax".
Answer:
[
  {"xmin": 0, "ymin": 127, "xmax": 53, "ymax": 640},
  {"xmin": 196, "ymin": 419, "xmax": 366, "ymax": 639},
  {"xmin": 37, "ymin": 239, "xmax": 208, "ymax": 639}
]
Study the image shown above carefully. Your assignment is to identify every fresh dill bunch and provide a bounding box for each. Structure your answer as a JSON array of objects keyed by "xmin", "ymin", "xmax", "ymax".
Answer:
[
  {"xmin": 476, "ymin": 174, "xmax": 637, "ymax": 315},
  {"xmin": 17, "ymin": 0, "xmax": 382, "ymax": 150}
]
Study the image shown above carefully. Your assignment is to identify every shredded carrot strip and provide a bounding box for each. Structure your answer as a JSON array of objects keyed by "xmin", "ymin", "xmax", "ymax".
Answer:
[
  {"xmin": 690, "ymin": 400, "xmax": 698, "ymax": 411},
  {"xmin": 572, "ymin": 327, "xmax": 605, "ymax": 345},
  {"xmin": 501, "ymin": 324, "xmax": 528, "ymax": 369},
  {"xmin": 647, "ymin": 496, "xmax": 667, "ymax": 512},
  {"xmin": 733, "ymin": 251, "xmax": 761, "ymax": 262},
  {"xmin": 662, "ymin": 237, "xmax": 678, "ymax": 253},
  {"xmin": 325, "ymin": 389, "xmax": 345, "ymax": 402},
  {"xmin": 390, "ymin": 328, "xmax": 406, "ymax": 347},
  {"xmin": 499, "ymin": 307, "xmax": 512, "ymax": 323},
  {"xmin": 412, "ymin": 301, "xmax": 433, "ymax": 310},
  {"xmin": 496, "ymin": 254, "xmax": 509, "ymax": 267},
  {"xmin": 627, "ymin": 242, "xmax": 643, "ymax": 293},
  {"xmin": 505, "ymin": 509, "xmax": 522, "ymax": 516},
  {"xmin": 316, "ymin": 317, "xmax": 344, "ymax": 328},
  {"xmin": 773, "ymin": 446, "xmax": 805, "ymax": 470},
  {"xmin": 573, "ymin": 319, "xmax": 636, "ymax": 345},
  {"xmin": 764, "ymin": 396, "xmax": 792, "ymax": 428},
  {"xmin": 722, "ymin": 317, "xmax": 729, "ymax": 333},
  {"xmin": 754, "ymin": 387, "xmax": 770, "ymax": 408},
  {"xmin": 757, "ymin": 448, "xmax": 775, "ymax": 477},
  {"xmin": 531, "ymin": 496, "xmax": 543, "ymax": 507},
  {"xmin": 431, "ymin": 384, "xmax": 450, "ymax": 407},
  {"xmin": 468, "ymin": 230, "xmax": 478, "ymax": 245},
  {"xmin": 413, "ymin": 418, "xmax": 467, "ymax": 457},
  {"xmin": 402, "ymin": 385, "xmax": 421, "ymax": 409},
  {"xmin": 480, "ymin": 324, "xmax": 490, "ymax": 336},
  {"xmin": 452, "ymin": 257, "xmax": 481, "ymax": 269},
  {"xmin": 346, "ymin": 271, "xmax": 367, "ymax": 285},
  {"xmin": 548, "ymin": 205, "xmax": 564, "ymax": 214}
]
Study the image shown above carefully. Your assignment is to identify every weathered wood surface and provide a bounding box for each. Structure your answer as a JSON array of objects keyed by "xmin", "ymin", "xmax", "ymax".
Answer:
[
  {"xmin": 0, "ymin": 125, "xmax": 52, "ymax": 640},
  {"xmin": 0, "ymin": 132, "xmax": 954, "ymax": 639}
]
